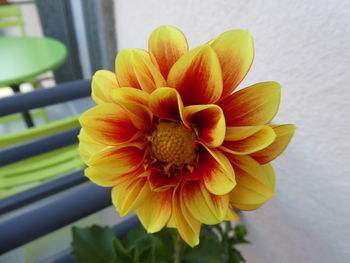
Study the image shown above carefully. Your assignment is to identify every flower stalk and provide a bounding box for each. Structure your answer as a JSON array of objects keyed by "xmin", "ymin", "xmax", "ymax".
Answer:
[{"xmin": 173, "ymin": 232, "xmax": 183, "ymax": 263}]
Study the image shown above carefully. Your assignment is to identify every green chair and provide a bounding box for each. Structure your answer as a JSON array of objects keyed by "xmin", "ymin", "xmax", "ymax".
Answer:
[
  {"xmin": 0, "ymin": 4, "xmax": 48, "ymax": 125},
  {"xmin": 0, "ymin": 79, "xmax": 92, "ymax": 199},
  {"xmin": 0, "ymin": 144, "xmax": 84, "ymax": 198},
  {"xmin": 0, "ymin": 116, "xmax": 84, "ymax": 198},
  {"xmin": 0, "ymin": 4, "xmax": 25, "ymax": 36}
]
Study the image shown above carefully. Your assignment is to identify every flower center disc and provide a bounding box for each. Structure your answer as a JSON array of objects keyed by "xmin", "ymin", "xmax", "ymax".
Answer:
[{"xmin": 151, "ymin": 121, "xmax": 197, "ymax": 169}]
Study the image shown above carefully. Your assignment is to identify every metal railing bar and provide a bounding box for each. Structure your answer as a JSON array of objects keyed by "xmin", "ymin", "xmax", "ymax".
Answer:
[
  {"xmin": 0, "ymin": 182, "xmax": 111, "ymax": 254},
  {"xmin": 0, "ymin": 79, "xmax": 91, "ymax": 116},
  {"xmin": 0, "ymin": 169, "xmax": 87, "ymax": 215},
  {"xmin": 0, "ymin": 127, "xmax": 80, "ymax": 166}
]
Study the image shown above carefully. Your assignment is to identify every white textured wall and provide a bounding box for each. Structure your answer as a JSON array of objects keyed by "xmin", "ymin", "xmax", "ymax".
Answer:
[{"xmin": 115, "ymin": 0, "xmax": 350, "ymax": 262}]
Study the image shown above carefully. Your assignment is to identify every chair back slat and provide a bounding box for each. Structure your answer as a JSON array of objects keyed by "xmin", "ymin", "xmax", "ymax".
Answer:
[
  {"xmin": 0, "ymin": 5, "xmax": 22, "ymax": 17},
  {"xmin": 0, "ymin": 115, "xmax": 80, "ymax": 148},
  {"xmin": 0, "ymin": 5, "xmax": 25, "ymax": 35}
]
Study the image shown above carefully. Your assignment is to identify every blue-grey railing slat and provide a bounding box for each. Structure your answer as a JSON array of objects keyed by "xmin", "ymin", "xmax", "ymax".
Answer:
[
  {"xmin": 0, "ymin": 170, "xmax": 87, "ymax": 215},
  {"xmin": 0, "ymin": 127, "xmax": 80, "ymax": 166},
  {"xmin": 0, "ymin": 182, "xmax": 111, "ymax": 254},
  {"xmin": 0, "ymin": 79, "xmax": 91, "ymax": 116},
  {"xmin": 0, "ymin": 78, "xmax": 103, "ymax": 255}
]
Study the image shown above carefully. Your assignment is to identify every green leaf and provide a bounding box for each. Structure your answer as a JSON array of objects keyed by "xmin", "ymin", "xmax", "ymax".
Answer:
[
  {"xmin": 71, "ymin": 222, "xmax": 250, "ymax": 263},
  {"xmin": 230, "ymin": 225, "xmax": 250, "ymax": 245},
  {"xmin": 118, "ymin": 226, "xmax": 173, "ymax": 263},
  {"xmin": 155, "ymin": 227, "xmax": 175, "ymax": 255},
  {"xmin": 112, "ymin": 239, "xmax": 132, "ymax": 263},
  {"xmin": 71, "ymin": 225, "xmax": 116, "ymax": 263},
  {"xmin": 124, "ymin": 227, "xmax": 154, "ymax": 262},
  {"xmin": 228, "ymin": 248, "xmax": 246, "ymax": 263},
  {"xmin": 144, "ymin": 235, "xmax": 170, "ymax": 263},
  {"xmin": 234, "ymin": 225, "xmax": 247, "ymax": 239},
  {"xmin": 122, "ymin": 227, "xmax": 149, "ymax": 249},
  {"xmin": 183, "ymin": 228, "xmax": 229, "ymax": 263}
]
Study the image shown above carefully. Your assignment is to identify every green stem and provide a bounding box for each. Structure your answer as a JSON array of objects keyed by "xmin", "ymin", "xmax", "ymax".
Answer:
[
  {"xmin": 223, "ymin": 221, "xmax": 231, "ymax": 242},
  {"xmin": 173, "ymin": 232, "xmax": 183, "ymax": 263}
]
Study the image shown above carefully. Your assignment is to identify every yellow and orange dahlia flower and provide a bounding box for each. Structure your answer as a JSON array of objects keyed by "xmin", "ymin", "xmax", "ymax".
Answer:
[{"xmin": 78, "ymin": 25, "xmax": 295, "ymax": 246}]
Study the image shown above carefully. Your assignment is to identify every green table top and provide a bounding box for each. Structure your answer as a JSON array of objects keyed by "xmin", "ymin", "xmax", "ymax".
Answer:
[{"xmin": 0, "ymin": 37, "xmax": 67, "ymax": 86}]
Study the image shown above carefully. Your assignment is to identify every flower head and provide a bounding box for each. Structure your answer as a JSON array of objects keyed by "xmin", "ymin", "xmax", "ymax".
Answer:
[{"xmin": 79, "ymin": 25, "xmax": 295, "ymax": 246}]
